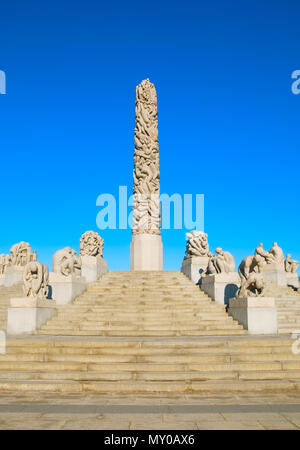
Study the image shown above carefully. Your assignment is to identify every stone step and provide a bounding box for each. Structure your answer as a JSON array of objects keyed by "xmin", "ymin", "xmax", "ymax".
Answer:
[
  {"xmin": 0, "ymin": 379, "xmax": 299, "ymax": 393},
  {"xmin": 39, "ymin": 329, "xmax": 246, "ymax": 336},
  {"xmin": 50, "ymin": 313, "xmax": 231, "ymax": 320},
  {"xmin": 41, "ymin": 321, "xmax": 243, "ymax": 333},
  {"xmin": 4, "ymin": 344, "xmax": 294, "ymax": 356},
  {"xmin": 0, "ymin": 369, "xmax": 300, "ymax": 382},
  {"xmin": 2, "ymin": 351, "xmax": 298, "ymax": 364},
  {"xmin": 45, "ymin": 320, "xmax": 238, "ymax": 329},
  {"xmin": 0, "ymin": 359, "xmax": 294, "ymax": 372}
]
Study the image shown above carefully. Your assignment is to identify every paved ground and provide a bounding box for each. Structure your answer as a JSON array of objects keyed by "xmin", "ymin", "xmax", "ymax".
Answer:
[{"xmin": 1, "ymin": 391, "xmax": 300, "ymax": 429}]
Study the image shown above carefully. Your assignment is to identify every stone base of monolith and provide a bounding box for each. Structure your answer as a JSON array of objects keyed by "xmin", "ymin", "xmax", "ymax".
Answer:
[
  {"xmin": 181, "ymin": 257, "xmax": 209, "ymax": 284},
  {"xmin": 201, "ymin": 273, "xmax": 240, "ymax": 306},
  {"xmin": 81, "ymin": 255, "xmax": 108, "ymax": 282},
  {"xmin": 130, "ymin": 234, "xmax": 163, "ymax": 271},
  {"xmin": 7, "ymin": 297, "xmax": 57, "ymax": 335},
  {"xmin": 263, "ymin": 264, "xmax": 287, "ymax": 287},
  {"xmin": 228, "ymin": 296, "xmax": 277, "ymax": 334},
  {"xmin": 49, "ymin": 273, "xmax": 86, "ymax": 305},
  {"xmin": 286, "ymin": 273, "xmax": 299, "ymax": 290},
  {"xmin": 4, "ymin": 266, "xmax": 24, "ymax": 287}
]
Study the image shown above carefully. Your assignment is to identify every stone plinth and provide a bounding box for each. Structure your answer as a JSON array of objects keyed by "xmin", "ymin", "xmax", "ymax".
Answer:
[
  {"xmin": 7, "ymin": 297, "xmax": 57, "ymax": 335},
  {"xmin": 228, "ymin": 296, "xmax": 277, "ymax": 334},
  {"xmin": 0, "ymin": 274, "xmax": 4, "ymax": 286},
  {"xmin": 4, "ymin": 266, "xmax": 24, "ymax": 287},
  {"xmin": 130, "ymin": 234, "xmax": 163, "ymax": 271},
  {"xmin": 49, "ymin": 273, "xmax": 86, "ymax": 305},
  {"xmin": 81, "ymin": 255, "xmax": 108, "ymax": 283},
  {"xmin": 201, "ymin": 273, "xmax": 240, "ymax": 306},
  {"xmin": 181, "ymin": 256, "xmax": 209, "ymax": 284},
  {"xmin": 263, "ymin": 263, "xmax": 287, "ymax": 287},
  {"xmin": 286, "ymin": 272, "xmax": 299, "ymax": 290}
]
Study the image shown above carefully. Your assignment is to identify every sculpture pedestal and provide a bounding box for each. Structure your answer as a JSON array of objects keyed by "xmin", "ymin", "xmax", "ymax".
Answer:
[
  {"xmin": 263, "ymin": 264, "xmax": 287, "ymax": 287},
  {"xmin": 130, "ymin": 234, "xmax": 163, "ymax": 271},
  {"xmin": 181, "ymin": 256, "xmax": 209, "ymax": 284},
  {"xmin": 49, "ymin": 273, "xmax": 86, "ymax": 305},
  {"xmin": 7, "ymin": 297, "xmax": 57, "ymax": 335},
  {"xmin": 4, "ymin": 266, "xmax": 24, "ymax": 287},
  {"xmin": 286, "ymin": 273, "xmax": 299, "ymax": 290},
  {"xmin": 201, "ymin": 273, "xmax": 240, "ymax": 306},
  {"xmin": 228, "ymin": 297, "xmax": 277, "ymax": 334},
  {"xmin": 81, "ymin": 255, "xmax": 108, "ymax": 283}
]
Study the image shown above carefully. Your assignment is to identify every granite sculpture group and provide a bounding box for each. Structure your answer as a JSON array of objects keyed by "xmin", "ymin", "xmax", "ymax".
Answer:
[
  {"xmin": 181, "ymin": 231, "xmax": 299, "ymax": 334},
  {"xmin": 1, "ymin": 78, "xmax": 299, "ymax": 336}
]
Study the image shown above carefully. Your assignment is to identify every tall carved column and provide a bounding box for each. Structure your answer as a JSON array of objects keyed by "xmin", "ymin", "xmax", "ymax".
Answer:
[{"xmin": 130, "ymin": 79, "xmax": 163, "ymax": 270}]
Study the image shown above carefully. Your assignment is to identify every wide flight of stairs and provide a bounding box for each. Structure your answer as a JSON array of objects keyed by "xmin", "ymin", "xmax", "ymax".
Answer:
[
  {"xmin": 0, "ymin": 283, "xmax": 23, "ymax": 330},
  {"xmin": 39, "ymin": 271, "xmax": 246, "ymax": 337},
  {"xmin": 1, "ymin": 271, "xmax": 300, "ymax": 394},
  {"xmin": 1, "ymin": 336, "xmax": 300, "ymax": 393},
  {"xmin": 265, "ymin": 283, "xmax": 300, "ymax": 334}
]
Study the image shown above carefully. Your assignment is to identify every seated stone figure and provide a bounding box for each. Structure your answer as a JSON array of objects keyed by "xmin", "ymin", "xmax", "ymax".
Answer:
[
  {"xmin": 206, "ymin": 248, "xmax": 235, "ymax": 274},
  {"xmin": 238, "ymin": 272, "xmax": 265, "ymax": 297},
  {"xmin": 268, "ymin": 242, "xmax": 285, "ymax": 268},
  {"xmin": 52, "ymin": 247, "xmax": 81, "ymax": 277},
  {"xmin": 23, "ymin": 261, "xmax": 49, "ymax": 299},
  {"xmin": 285, "ymin": 254, "xmax": 299, "ymax": 273}
]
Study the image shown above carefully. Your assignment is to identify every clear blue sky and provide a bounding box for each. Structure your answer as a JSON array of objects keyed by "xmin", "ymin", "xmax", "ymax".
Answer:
[{"xmin": 0, "ymin": 0, "xmax": 299, "ymax": 272}]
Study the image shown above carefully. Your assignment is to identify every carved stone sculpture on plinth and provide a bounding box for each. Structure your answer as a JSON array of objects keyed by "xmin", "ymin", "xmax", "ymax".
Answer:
[
  {"xmin": 261, "ymin": 242, "xmax": 287, "ymax": 286},
  {"xmin": 285, "ymin": 253, "xmax": 299, "ymax": 289},
  {"xmin": 7, "ymin": 261, "xmax": 56, "ymax": 335},
  {"xmin": 130, "ymin": 79, "xmax": 163, "ymax": 270},
  {"xmin": 228, "ymin": 255, "xmax": 277, "ymax": 334},
  {"xmin": 80, "ymin": 231, "xmax": 108, "ymax": 282},
  {"xmin": 201, "ymin": 248, "xmax": 239, "ymax": 305},
  {"xmin": 49, "ymin": 247, "xmax": 86, "ymax": 305},
  {"xmin": 4, "ymin": 242, "xmax": 37, "ymax": 287},
  {"xmin": 181, "ymin": 231, "xmax": 209, "ymax": 283}
]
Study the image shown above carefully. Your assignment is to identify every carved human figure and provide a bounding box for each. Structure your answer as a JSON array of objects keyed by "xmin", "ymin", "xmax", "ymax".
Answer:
[
  {"xmin": 10, "ymin": 242, "xmax": 36, "ymax": 266},
  {"xmin": 0, "ymin": 254, "xmax": 10, "ymax": 274},
  {"xmin": 132, "ymin": 79, "xmax": 161, "ymax": 235},
  {"xmin": 52, "ymin": 247, "xmax": 82, "ymax": 277},
  {"xmin": 23, "ymin": 261, "xmax": 49, "ymax": 299},
  {"xmin": 238, "ymin": 254, "xmax": 265, "ymax": 280},
  {"xmin": 285, "ymin": 254, "xmax": 299, "ymax": 273},
  {"xmin": 206, "ymin": 248, "xmax": 235, "ymax": 274},
  {"xmin": 184, "ymin": 231, "xmax": 209, "ymax": 258},
  {"xmin": 80, "ymin": 231, "xmax": 104, "ymax": 257},
  {"xmin": 254, "ymin": 243, "xmax": 274, "ymax": 264},
  {"xmin": 268, "ymin": 242, "xmax": 285, "ymax": 268},
  {"xmin": 238, "ymin": 272, "xmax": 265, "ymax": 297}
]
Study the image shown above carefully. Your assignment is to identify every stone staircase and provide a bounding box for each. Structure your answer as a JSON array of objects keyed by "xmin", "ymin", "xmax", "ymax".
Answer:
[
  {"xmin": 265, "ymin": 283, "xmax": 300, "ymax": 334},
  {"xmin": 1, "ymin": 271, "xmax": 300, "ymax": 394},
  {"xmin": 39, "ymin": 271, "xmax": 246, "ymax": 337},
  {"xmin": 1, "ymin": 336, "xmax": 300, "ymax": 393},
  {"xmin": 0, "ymin": 283, "xmax": 23, "ymax": 330}
]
